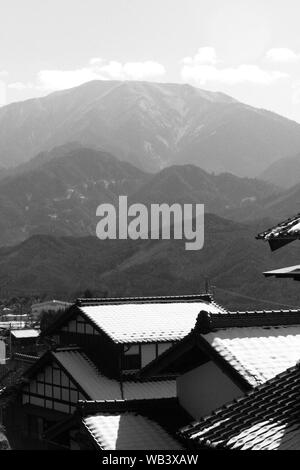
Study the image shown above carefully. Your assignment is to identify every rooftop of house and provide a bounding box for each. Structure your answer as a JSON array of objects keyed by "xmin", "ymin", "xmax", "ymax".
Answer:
[
  {"xmin": 139, "ymin": 309, "xmax": 300, "ymax": 389},
  {"xmin": 256, "ymin": 212, "xmax": 300, "ymax": 251},
  {"xmin": 264, "ymin": 265, "xmax": 300, "ymax": 281},
  {"xmin": 82, "ymin": 411, "xmax": 183, "ymax": 450},
  {"xmin": 44, "ymin": 397, "xmax": 192, "ymax": 450},
  {"xmin": 44, "ymin": 294, "xmax": 227, "ymax": 344},
  {"xmin": 11, "ymin": 329, "xmax": 40, "ymax": 339},
  {"xmin": 79, "ymin": 299, "xmax": 226, "ymax": 344},
  {"xmin": 25, "ymin": 347, "xmax": 176, "ymax": 401},
  {"xmin": 203, "ymin": 325, "xmax": 300, "ymax": 387},
  {"xmin": 179, "ymin": 362, "xmax": 300, "ymax": 450}
]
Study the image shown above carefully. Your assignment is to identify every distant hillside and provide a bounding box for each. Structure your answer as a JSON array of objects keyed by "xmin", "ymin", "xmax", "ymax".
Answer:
[
  {"xmin": 0, "ymin": 214, "xmax": 299, "ymax": 311},
  {"xmin": 1, "ymin": 80, "xmax": 300, "ymax": 176},
  {"xmin": 230, "ymin": 180, "xmax": 300, "ymax": 222},
  {"xmin": 0, "ymin": 145, "xmax": 279, "ymax": 246},
  {"xmin": 261, "ymin": 152, "xmax": 300, "ymax": 188},
  {"xmin": 0, "ymin": 142, "xmax": 84, "ymax": 179},
  {"xmin": 0, "ymin": 146, "xmax": 148, "ymax": 246},
  {"xmin": 130, "ymin": 164, "xmax": 279, "ymax": 213}
]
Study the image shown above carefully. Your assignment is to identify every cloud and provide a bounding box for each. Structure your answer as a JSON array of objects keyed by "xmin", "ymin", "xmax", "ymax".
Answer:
[
  {"xmin": 37, "ymin": 68, "xmax": 98, "ymax": 91},
  {"xmin": 0, "ymin": 81, "xmax": 6, "ymax": 106},
  {"xmin": 181, "ymin": 48, "xmax": 289, "ymax": 86},
  {"xmin": 292, "ymin": 80, "xmax": 300, "ymax": 104},
  {"xmin": 0, "ymin": 72, "xmax": 7, "ymax": 106},
  {"xmin": 12, "ymin": 59, "xmax": 167, "ymax": 92},
  {"xmin": 8, "ymin": 81, "xmax": 34, "ymax": 90},
  {"xmin": 182, "ymin": 47, "xmax": 218, "ymax": 66},
  {"xmin": 266, "ymin": 48, "xmax": 300, "ymax": 63}
]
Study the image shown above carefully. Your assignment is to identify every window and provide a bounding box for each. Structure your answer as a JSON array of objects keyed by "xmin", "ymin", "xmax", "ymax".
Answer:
[
  {"xmin": 123, "ymin": 345, "xmax": 141, "ymax": 370},
  {"xmin": 141, "ymin": 344, "xmax": 156, "ymax": 368}
]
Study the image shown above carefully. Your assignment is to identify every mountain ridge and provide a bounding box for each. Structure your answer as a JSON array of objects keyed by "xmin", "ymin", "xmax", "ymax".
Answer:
[
  {"xmin": 1, "ymin": 80, "xmax": 300, "ymax": 176},
  {"xmin": 0, "ymin": 215, "xmax": 299, "ymax": 311},
  {"xmin": 0, "ymin": 144, "xmax": 280, "ymax": 247},
  {"xmin": 261, "ymin": 151, "xmax": 300, "ymax": 188}
]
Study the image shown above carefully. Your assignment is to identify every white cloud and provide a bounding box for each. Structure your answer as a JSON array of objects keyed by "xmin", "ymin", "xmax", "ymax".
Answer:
[
  {"xmin": 30, "ymin": 59, "xmax": 166, "ymax": 92},
  {"xmin": 292, "ymin": 80, "xmax": 300, "ymax": 104},
  {"xmin": 182, "ymin": 47, "xmax": 218, "ymax": 66},
  {"xmin": 6, "ymin": 59, "xmax": 166, "ymax": 93},
  {"xmin": 266, "ymin": 48, "xmax": 300, "ymax": 63},
  {"xmin": 0, "ymin": 72, "xmax": 7, "ymax": 106},
  {"xmin": 181, "ymin": 48, "xmax": 289, "ymax": 86},
  {"xmin": 37, "ymin": 68, "xmax": 98, "ymax": 91},
  {"xmin": 8, "ymin": 81, "xmax": 34, "ymax": 90},
  {"xmin": 122, "ymin": 61, "xmax": 166, "ymax": 80},
  {"xmin": 0, "ymin": 80, "xmax": 6, "ymax": 106}
]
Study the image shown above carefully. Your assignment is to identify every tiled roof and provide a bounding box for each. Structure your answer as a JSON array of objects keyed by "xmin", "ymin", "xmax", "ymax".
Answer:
[
  {"xmin": 79, "ymin": 300, "xmax": 226, "ymax": 343},
  {"xmin": 197, "ymin": 309, "xmax": 300, "ymax": 329},
  {"xmin": 138, "ymin": 310, "xmax": 300, "ymax": 384},
  {"xmin": 202, "ymin": 325, "xmax": 300, "ymax": 387},
  {"xmin": 264, "ymin": 265, "xmax": 300, "ymax": 280},
  {"xmin": 53, "ymin": 349, "xmax": 122, "ymax": 400},
  {"xmin": 11, "ymin": 329, "xmax": 39, "ymax": 339},
  {"xmin": 83, "ymin": 412, "xmax": 183, "ymax": 450},
  {"xmin": 76, "ymin": 294, "xmax": 212, "ymax": 305},
  {"xmin": 179, "ymin": 364, "xmax": 300, "ymax": 450},
  {"xmin": 256, "ymin": 213, "xmax": 300, "ymax": 250},
  {"xmin": 52, "ymin": 349, "xmax": 176, "ymax": 401}
]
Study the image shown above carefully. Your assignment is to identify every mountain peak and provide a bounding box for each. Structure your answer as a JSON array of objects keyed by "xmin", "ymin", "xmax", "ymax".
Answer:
[{"xmin": 1, "ymin": 80, "xmax": 300, "ymax": 176}]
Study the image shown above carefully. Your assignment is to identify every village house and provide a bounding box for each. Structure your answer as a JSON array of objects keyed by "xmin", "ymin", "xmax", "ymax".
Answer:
[
  {"xmin": 2, "ymin": 294, "xmax": 225, "ymax": 449},
  {"xmin": 139, "ymin": 309, "xmax": 300, "ymax": 421},
  {"xmin": 179, "ymin": 362, "xmax": 300, "ymax": 450},
  {"xmin": 9, "ymin": 329, "xmax": 40, "ymax": 356},
  {"xmin": 42, "ymin": 398, "xmax": 190, "ymax": 450},
  {"xmin": 4, "ymin": 286, "xmax": 300, "ymax": 450}
]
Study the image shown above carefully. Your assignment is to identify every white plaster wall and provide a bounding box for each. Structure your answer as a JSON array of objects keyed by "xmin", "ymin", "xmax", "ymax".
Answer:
[
  {"xmin": 141, "ymin": 344, "xmax": 156, "ymax": 368},
  {"xmin": 177, "ymin": 361, "xmax": 244, "ymax": 420}
]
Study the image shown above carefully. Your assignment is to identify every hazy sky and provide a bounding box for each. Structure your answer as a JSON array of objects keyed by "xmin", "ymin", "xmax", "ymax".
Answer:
[{"xmin": 2, "ymin": 0, "xmax": 300, "ymax": 121}]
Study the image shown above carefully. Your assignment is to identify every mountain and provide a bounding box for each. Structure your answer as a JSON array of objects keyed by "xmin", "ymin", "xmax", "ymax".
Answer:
[
  {"xmin": 0, "ymin": 145, "xmax": 279, "ymax": 246},
  {"xmin": 0, "ymin": 142, "xmax": 84, "ymax": 179},
  {"xmin": 0, "ymin": 146, "xmax": 148, "ymax": 246},
  {"xmin": 1, "ymin": 80, "xmax": 300, "ymax": 176},
  {"xmin": 232, "ymin": 181, "xmax": 300, "ymax": 222},
  {"xmin": 0, "ymin": 215, "xmax": 299, "ymax": 311},
  {"xmin": 261, "ymin": 152, "xmax": 300, "ymax": 188},
  {"xmin": 130, "ymin": 164, "xmax": 279, "ymax": 213}
]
